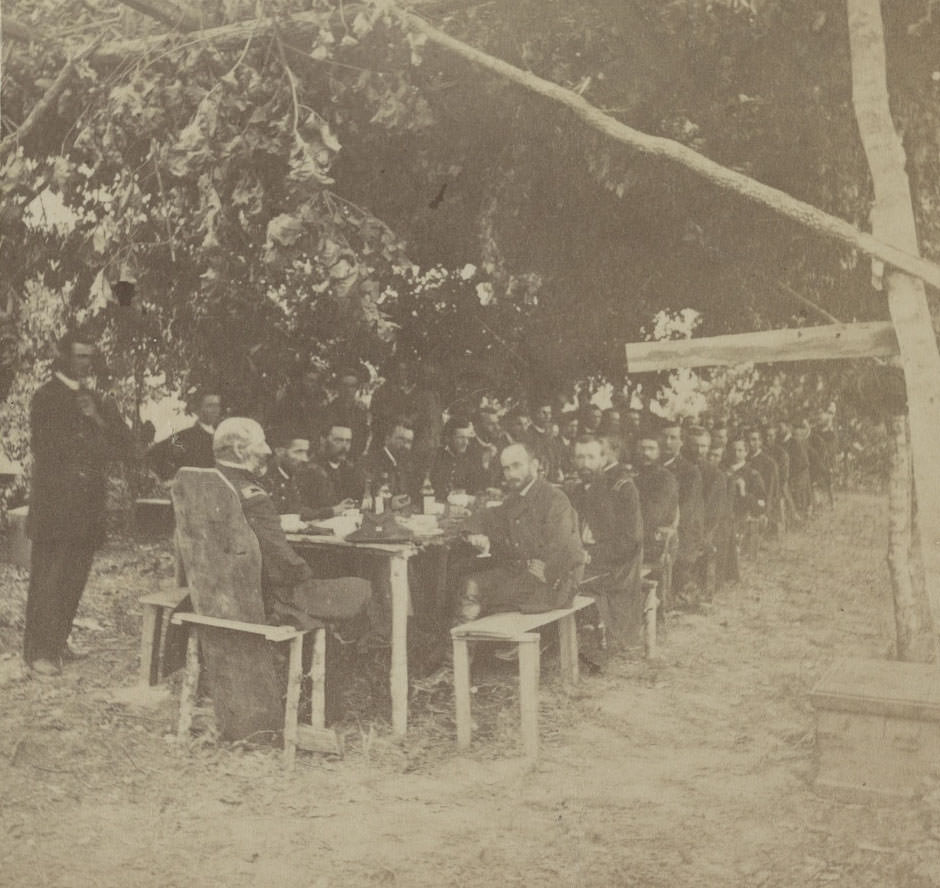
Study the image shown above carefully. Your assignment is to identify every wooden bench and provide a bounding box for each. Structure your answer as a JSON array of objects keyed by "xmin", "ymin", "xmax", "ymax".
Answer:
[
  {"xmin": 450, "ymin": 594, "xmax": 595, "ymax": 758},
  {"xmin": 138, "ymin": 586, "xmax": 190, "ymax": 686}
]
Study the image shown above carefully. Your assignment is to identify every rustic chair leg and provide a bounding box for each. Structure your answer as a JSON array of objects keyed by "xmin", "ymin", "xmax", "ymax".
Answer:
[
  {"xmin": 139, "ymin": 603, "xmax": 161, "ymax": 686},
  {"xmin": 310, "ymin": 627, "xmax": 326, "ymax": 730},
  {"xmin": 453, "ymin": 637, "xmax": 472, "ymax": 749},
  {"xmin": 177, "ymin": 631, "xmax": 200, "ymax": 740},
  {"xmin": 283, "ymin": 635, "xmax": 303, "ymax": 769},
  {"xmin": 558, "ymin": 614, "xmax": 579, "ymax": 685},
  {"xmin": 518, "ymin": 634, "xmax": 540, "ymax": 760}
]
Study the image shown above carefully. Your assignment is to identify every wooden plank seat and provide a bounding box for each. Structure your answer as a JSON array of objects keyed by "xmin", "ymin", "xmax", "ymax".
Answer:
[
  {"xmin": 138, "ymin": 585, "xmax": 190, "ymax": 686},
  {"xmin": 450, "ymin": 594, "xmax": 595, "ymax": 759},
  {"xmin": 170, "ymin": 467, "xmax": 339, "ymax": 767}
]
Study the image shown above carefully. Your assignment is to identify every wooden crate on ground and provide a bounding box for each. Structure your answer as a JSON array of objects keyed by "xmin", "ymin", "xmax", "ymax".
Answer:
[{"xmin": 810, "ymin": 657, "xmax": 940, "ymax": 799}]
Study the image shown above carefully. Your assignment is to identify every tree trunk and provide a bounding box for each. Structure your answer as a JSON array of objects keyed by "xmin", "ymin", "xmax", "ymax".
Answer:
[
  {"xmin": 848, "ymin": 0, "xmax": 939, "ymax": 661},
  {"xmin": 885, "ymin": 414, "xmax": 935, "ymax": 661}
]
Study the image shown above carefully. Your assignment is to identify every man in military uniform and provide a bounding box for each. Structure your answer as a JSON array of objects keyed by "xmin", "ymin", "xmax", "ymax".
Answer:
[
  {"xmin": 707, "ymin": 442, "xmax": 739, "ymax": 585},
  {"xmin": 456, "ymin": 443, "xmax": 585, "ymax": 621},
  {"xmin": 362, "ymin": 418, "xmax": 418, "ymax": 506},
  {"xmin": 764, "ymin": 423, "xmax": 791, "ymax": 532},
  {"xmin": 528, "ymin": 400, "xmax": 562, "ymax": 482},
  {"xmin": 633, "ymin": 429, "xmax": 679, "ymax": 564},
  {"xmin": 264, "ymin": 429, "xmax": 311, "ymax": 515},
  {"xmin": 429, "ymin": 415, "xmax": 488, "ymax": 500},
  {"xmin": 213, "ymin": 418, "xmax": 371, "ymax": 630},
  {"xmin": 660, "ymin": 419, "xmax": 705, "ymax": 606},
  {"xmin": 569, "ymin": 435, "xmax": 644, "ymax": 651},
  {"xmin": 321, "ymin": 368, "xmax": 370, "ymax": 459},
  {"xmin": 25, "ymin": 331, "xmax": 134, "ymax": 675},
  {"xmin": 747, "ymin": 427, "xmax": 780, "ymax": 535},
  {"xmin": 307, "ymin": 424, "xmax": 364, "ymax": 504},
  {"xmin": 148, "ymin": 390, "xmax": 222, "ymax": 480},
  {"xmin": 780, "ymin": 418, "xmax": 810, "ymax": 519},
  {"xmin": 688, "ymin": 427, "xmax": 732, "ymax": 597}
]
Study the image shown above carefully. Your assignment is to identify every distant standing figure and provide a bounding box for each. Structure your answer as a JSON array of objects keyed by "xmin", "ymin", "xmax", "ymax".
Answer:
[
  {"xmin": 25, "ymin": 331, "xmax": 134, "ymax": 676},
  {"xmin": 148, "ymin": 390, "xmax": 222, "ymax": 480}
]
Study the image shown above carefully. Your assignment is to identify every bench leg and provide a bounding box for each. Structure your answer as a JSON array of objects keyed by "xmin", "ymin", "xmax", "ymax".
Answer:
[
  {"xmin": 518, "ymin": 634, "xmax": 540, "ymax": 760},
  {"xmin": 558, "ymin": 614, "xmax": 579, "ymax": 685},
  {"xmin": 139, "ymin": 604, "xmax": 162, "ymax": 686},
  {"xmin": 453, "ymin": 637, "xmax": 472, "ymax": 749},
  {"xmin": 310, "ymin": 627, "xmax": 326, "ymax": 730},
  {"xmin": 177, "ymin": 631, "xmax": 200, "ymax": 740},
  {"xmin": 284, "ymin": 635, "xmax": 303, "ymax": 769}
]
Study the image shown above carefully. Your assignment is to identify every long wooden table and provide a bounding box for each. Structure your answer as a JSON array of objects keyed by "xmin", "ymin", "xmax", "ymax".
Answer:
[{"xmin": 286, "ymin": 532, "xmax": 420, "ymax": 736}]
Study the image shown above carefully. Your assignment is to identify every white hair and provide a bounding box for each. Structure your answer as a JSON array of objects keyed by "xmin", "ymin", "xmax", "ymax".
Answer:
[{"xmin": 213, "ymin": 417, "xmax": 265, "ymax": 465}]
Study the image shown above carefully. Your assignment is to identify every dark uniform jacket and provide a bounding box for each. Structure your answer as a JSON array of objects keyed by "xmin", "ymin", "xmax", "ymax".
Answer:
[
  {"xmin": 463, "ymin": 478, "xmax": 585, "ymax": 591},
  {"xmin": 748, "ymin": 450, "xmax": 779, "ymax": 513},
  {"xmin": 662, "ymin": 453, "xmax": 705, "ymax": 564},
  {"xmin": 699, "ymin": 461, "xmax": 731, "ymax": 545},
  {"xmin": 217, "ymin": 464, "xmax": 370, "ymax": 624},
  {"xmin": 768, "ymin": 443, "xmax": 790, "ymax": 489},
  {"xmin": 634, "ymin": 463, "xmax": 680, "ymax": 552},
  {"xmin": 286, "ymin": 459, "xmax": 365, "ymax": 520},
  {"xmin": 149, "ymin": 422, "xmax": 215, "ymax": 481},
  {"xmin": 321, "ymin": 398, "xmax": 370, "ymax": 458},
  {"xmin": 362, "ymin": 447, "xmax": 417, "ymax": 502},
  {"xmin": 264, "ymin": 464, "xmax": 307, "ymax": 516},
  {"xmin": 429, "ymin": 446, "xmax": 488, "ymax": 500},
  {"xmin": 570, "ymin": 470, "xmax": 643, "ymax": 577},
  {"xmin": 28, "ymin": 376, "xmax": 133, "ymax": 544},
  {"xmin": 727, "ymin": 462, "xmax": 767, "ymax": 520}
]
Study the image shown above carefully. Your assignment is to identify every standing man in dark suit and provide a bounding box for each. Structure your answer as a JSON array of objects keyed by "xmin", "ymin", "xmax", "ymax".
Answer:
[
  {"xmin": 633, "ymin": 429, "xmax": 680, "ymax": 563},
  {"xmin": 747, "ymin": 427, "xmax": 780, "ymax": 535},
  {"xmin": 25, "ymin": 331, "xmax": 134, "ymax": 675},
  {"xmin": 321, "ymin": 368, "xmax": 370, "ymax": 459}
]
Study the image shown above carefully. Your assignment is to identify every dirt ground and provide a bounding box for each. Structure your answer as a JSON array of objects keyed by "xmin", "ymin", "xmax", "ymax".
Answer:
[{"xmin": 2, "ymin": 489, "xmax": 940, "ymax": 888}]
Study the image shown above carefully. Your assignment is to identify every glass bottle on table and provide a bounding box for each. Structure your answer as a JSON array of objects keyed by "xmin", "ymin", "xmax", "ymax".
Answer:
[
  {"xmin": 361, "ymin": 480, "xmax": 374, "ymax": 513},
  {"xmin": 375, "ymin": 473, "xmax": 392, "ymax": 515},
  {"xmin": 421, "ymin": 473, "xmax": 435, "ymax": 515}
]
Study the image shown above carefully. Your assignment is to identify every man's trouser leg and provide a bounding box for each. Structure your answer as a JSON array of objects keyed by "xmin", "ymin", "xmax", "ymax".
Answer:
[{"xmin": 24, "ymin": 539, "xmax": 95, "ymax": 664}]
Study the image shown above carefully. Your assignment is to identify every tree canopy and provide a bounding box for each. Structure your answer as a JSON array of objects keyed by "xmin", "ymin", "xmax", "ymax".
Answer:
[{"xmin": 1, "ymin": 0, "xmax": 938, "ymax": 436}]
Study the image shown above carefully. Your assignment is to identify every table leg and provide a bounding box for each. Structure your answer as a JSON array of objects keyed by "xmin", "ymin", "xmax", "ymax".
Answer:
[
  {"xmin": 558, "ymin": 614, "xmax": 579, "ymax": 685},
  {"xmin": 283, "ymin": 635, "xmax": 303, "ymax": 769},
  {"xmin": 518, "ymin": 634, "xmax": 540, "ymax": 760},
  {"xmin": 389, "ymin": 553, "xmax": 410, "ymax": 737},
  {"xmin": 311, "ymin": 627, "xmax": 326, "ymax": 729},
  {"xmin": 177, "ymin": 631, "xmax": 200, "ymax": 740},
  {"xmin": 453, "ymin": 636, "xmax": 472, "ymax": 748}
]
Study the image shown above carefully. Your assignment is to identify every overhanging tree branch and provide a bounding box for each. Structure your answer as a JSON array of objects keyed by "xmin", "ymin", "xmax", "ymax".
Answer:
[
  {"xmin": 115, "ymin": 0, "xmax": 202, "ymax": 31},
  {"xmin": 390, "ymin": 6, "xmax": 940, "ymax": 292},
  {"xmin": 0, "ymin": 35, "xmax": 103, "ymax": 159}
]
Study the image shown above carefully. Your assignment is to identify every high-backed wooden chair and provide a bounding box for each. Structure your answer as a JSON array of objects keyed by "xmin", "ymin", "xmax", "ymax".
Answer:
[{"xmin": 170, "ymin": 468, "xmax": 337, "ymax": 766}]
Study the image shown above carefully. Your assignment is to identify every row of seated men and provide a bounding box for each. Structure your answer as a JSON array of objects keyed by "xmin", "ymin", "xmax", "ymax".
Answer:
[{"xmin": 147, "ymin": 384, "xmax": 837, "ymax": 612}]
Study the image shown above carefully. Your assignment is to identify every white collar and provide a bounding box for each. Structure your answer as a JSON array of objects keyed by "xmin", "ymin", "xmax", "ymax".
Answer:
[
  {"xmin": 277, "ymin": 465, "xmax": 290, "ymax": 480},
  {"xmin": 55, "ymin": 372, "xmax": 80, "ymax": 391},
  {"xmin": 383, "ymin": 447, "xmax": 397, "ymax": 467},
  {"xmin": 730, "ymin": 461, "xmax": 746, "ymax": 471},
  {"xmin": 198, "ymin": 422, "xmax": 215, "ymax": 435},
  {"xmin": 519, "ymin": 478, "xmax": 537, "ymax": 497}
]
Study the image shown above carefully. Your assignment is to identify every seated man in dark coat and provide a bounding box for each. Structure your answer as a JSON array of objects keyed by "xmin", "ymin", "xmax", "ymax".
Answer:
[
  {"xmin": 569, "ymin": 435, "xmax": 644, "ymax": 651},
  {"xmin": 321, "ymin": 368, "xmax": 370, "ymax": 459},
  {"xmin": 429, "ymin": 415, "xmax": 488, "ymax": 501},
  {"xmin": 660, "ymin": 419, "xmax": 705, "ymax": 607},
  {"xmin": 148, "ymin": 390, "xmax": 222, "ymax": 480},
  {"xmin": 264, "ymin": 428, "xmax": 311, "ymax": 515},
  {"xmin": 456, "ymin": 443, "xmax": 585, "ymax": 622},
  {"xmin": 633, "ymin": 430, "xmax": 679, "ymax": 565},
  {"xmin": 362, "ymin": 418, "xmax": 418, "ymax": 506},
  {"xmin": 212, "ymin": 418, "xmax": 370, "ymax": 630},
  {"xmin": 299, "ymin": 423, "xmax": 363, "ymax": 511}
]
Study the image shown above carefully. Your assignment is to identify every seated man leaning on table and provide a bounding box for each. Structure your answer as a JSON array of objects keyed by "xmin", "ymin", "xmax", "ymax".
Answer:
[
  {"xmin": 456, "ymin": 442, "xmax": 586, "ymax": 623},
  {"xmin": 213, "ymin": 418, "xmax": 371, "ymax": 632}
]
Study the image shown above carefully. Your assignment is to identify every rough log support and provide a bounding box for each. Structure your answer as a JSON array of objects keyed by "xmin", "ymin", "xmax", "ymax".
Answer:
[{"xmin": 849, "ymin": 0, "xmax": 940, "ymax": 660}]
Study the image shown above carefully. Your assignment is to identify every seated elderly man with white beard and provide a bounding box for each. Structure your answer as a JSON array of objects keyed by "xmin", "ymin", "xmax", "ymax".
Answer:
[{"xmin": 212, "ymin": 418, "xmax": 371, "ymax": 632}]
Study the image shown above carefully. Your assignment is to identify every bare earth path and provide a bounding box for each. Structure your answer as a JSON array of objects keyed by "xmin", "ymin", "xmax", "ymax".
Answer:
[{"xmin": 3, "ymin": 490, "xmax": 940, "ymax": 888}]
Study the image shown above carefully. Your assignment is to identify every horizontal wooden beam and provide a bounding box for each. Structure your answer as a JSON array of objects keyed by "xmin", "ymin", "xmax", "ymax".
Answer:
[{"xmin": 625, "ymin": 321, "xmax": 899, "ymax": 373}]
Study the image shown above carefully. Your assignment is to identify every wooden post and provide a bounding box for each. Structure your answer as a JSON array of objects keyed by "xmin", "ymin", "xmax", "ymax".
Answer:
[
  {"xmin": 518, "ymin": 634, "xmax": 540, "ymax": 760},
  {"xmin": 389, "ymin": 552, "xmax": 410, "ymax": 736},
  {"xmin": 848, "ymin": 0, "xmax": 940, "ymax": 657},
  {"xmin": 310, "ymin": 627, "xmax": 326, "ymax": 729},
  {"xmin": 558, "ymin": 614, "xmax": 579, "ymax": 685},
  {"xmin": 453, "ymin": 637, "xmax": 472, "ymax": 749},
  {"xmin": 177, "ymin": 631, "xmax": 200, "ymax": 740},
  {"xmin": 283, "ymin": 635, "xmax": 303, "ymax": 769},
  {"xmin": 138, "ymin": 603, "xmax": 160, "ymax": 686}
]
